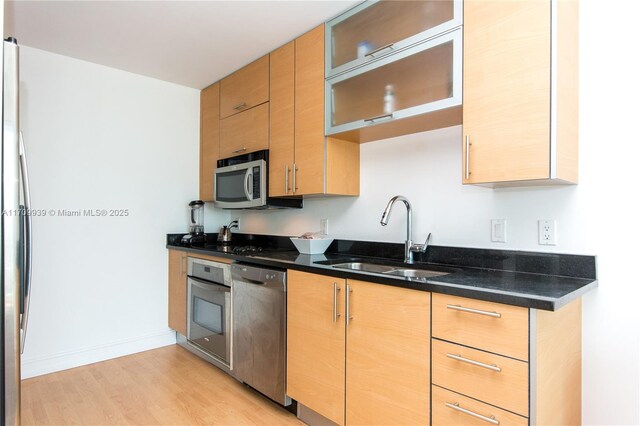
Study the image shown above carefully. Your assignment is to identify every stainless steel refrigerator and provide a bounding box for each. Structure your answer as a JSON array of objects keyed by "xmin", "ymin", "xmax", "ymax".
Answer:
[{"xmin": 2, "ymin": 37, "xmax": 32, "ymax": 425}]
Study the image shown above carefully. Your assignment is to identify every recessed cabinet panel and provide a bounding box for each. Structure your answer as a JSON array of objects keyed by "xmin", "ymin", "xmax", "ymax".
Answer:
[
  {"xmin": 327, "ymin": 0, "xmax": 460, "ymax": 77},
  {"xmin": 326, "ymin": 29, "xmax": 461, "ymax": 137}
]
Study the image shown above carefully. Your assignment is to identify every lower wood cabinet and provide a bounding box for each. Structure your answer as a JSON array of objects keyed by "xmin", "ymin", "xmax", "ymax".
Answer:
[
  {"xmin": 286, "ymin": 270, "xmax": 430, "ymax": 426},
  {"xmin": 167, "ymin": 249, "xmax": 187, "ymax": 336},
  {"xmin": 432, "ymin": 385, "xmax": 528, "ymax": 426},
  {"xmin": 431, "ymin": 293, "xmax": 582, "ymax": 425}
]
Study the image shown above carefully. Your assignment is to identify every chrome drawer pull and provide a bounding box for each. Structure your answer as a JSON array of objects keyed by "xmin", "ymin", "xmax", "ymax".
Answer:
[
  {"xmin": 446, "ymin": 353, "xmax": 502, "ymax": 372},
  {"xmin": 445, "ymin": 402, "xmax": 500, "ymax": 425},
  {"xmin": 233, "ymin": 102, "xmax": 247, "ymax": 110},
  {"xmin": 446, "ymin": 304, "xmax": 501, "ymax": 318},
  {"xmin": 232, "ymin": 147, "xmax": 247, "ymax": 154}
]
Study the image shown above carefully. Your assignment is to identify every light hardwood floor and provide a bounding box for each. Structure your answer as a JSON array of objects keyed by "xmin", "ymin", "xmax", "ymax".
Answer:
[{"xmin": 21, "ymin": 345, "xmax": 303, "ymax": 426}]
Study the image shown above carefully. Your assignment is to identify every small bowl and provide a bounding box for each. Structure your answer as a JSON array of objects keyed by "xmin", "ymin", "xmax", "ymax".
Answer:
[{"xmin": 290, "ymin": 237, "xmax": 334, "ymax": 254}]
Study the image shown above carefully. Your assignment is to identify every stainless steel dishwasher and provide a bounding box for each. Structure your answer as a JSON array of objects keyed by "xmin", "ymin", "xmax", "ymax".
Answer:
[{"xmin": 231, "ymin": 263, "xmax": 290, "ymax": 406}]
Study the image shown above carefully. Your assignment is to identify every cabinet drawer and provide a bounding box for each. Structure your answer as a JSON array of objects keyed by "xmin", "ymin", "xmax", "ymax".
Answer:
[
  {"xmin": 220, "ymin": 55, "xmax": 269, "ymax": 119},
  {"xmin": 432, "ymin": 293, "xmax": 529, "ymax": 361},
  {"xmin": 219, "ymin": 103, "xmax": 269, "ymax": 159},
  {"xmin": 432, "ymin": 385, "xmax": 528, "ymax": 426},
  {"xmin": 432, "ymin": 339, "xmax": 528, "ymax": 417}
]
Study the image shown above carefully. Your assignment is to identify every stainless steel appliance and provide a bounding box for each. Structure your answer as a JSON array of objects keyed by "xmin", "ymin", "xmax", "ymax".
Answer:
[
  {"xmin": 214, "ymin": 150, "xmax": 302, "ymax": 210},
  {"xmin": 180, "ymin": 200, "xmax": 205, "ymax": 245},
  {"xmin": 232, "ymin": 263, "xmax": 290, "ymax": 406},
  {"xmin": 217, "ymin": 219, "xmax": 238, "ymax": 244},
  {"xmin": 2, "ymin": 37, "xmax": 33, "ymax": 425},
  {"xmin": 186, "ymin": 257, "xmax": 232, "ymax": 370}
]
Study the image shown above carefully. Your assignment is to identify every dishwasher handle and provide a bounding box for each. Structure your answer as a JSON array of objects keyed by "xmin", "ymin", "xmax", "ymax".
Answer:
[{"xmin": 231, "ymin": 263, "xmax": 286, "ymax": 290}]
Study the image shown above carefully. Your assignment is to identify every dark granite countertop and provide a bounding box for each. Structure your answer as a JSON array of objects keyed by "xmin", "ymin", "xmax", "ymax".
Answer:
[{"xmin": 166, "ymin": 233, "xmax": 597, "ymax": 311}]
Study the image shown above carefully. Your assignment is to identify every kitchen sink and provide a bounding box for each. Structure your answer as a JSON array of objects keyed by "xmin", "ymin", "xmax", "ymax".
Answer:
[
  {"xmin": 383, "ymin": 269, "xmax": 449, "ymax": 279},
  {"xmin": 327, "ymin": 261, "xmax": 450, "ymax": 280},
  {"xmin": 331, "ymin": 262, "xmax": 397, "ymax": 274}
]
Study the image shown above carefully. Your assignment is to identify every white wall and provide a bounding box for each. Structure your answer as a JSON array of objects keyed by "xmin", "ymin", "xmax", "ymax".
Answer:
[
  {"xmin": 18, "ymin": 46, "xmax": 208, "ymax": 378},
  {"xmin": 233, "ymin": 1, "xmax": 640, "ymax": 424}
]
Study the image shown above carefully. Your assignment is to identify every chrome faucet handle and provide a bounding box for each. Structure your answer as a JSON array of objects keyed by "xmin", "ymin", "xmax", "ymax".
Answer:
[{"xmin": 411, "ymin": 233, "xmax": 431, "ymax": 253}]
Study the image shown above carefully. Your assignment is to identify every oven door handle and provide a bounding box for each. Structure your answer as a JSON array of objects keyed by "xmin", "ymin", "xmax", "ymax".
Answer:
[
  {"xmin": 244, "ymin": 169, "xmax": 253, "ymax": 201},
  {"xmin": 189, "ymin": 277, "xmax": 230, "ymax": 291}
]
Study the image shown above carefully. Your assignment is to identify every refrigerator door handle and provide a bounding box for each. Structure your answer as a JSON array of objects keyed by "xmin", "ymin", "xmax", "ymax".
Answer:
[{"xmin": 19, "ymin": 131, "xmax": 33, "ymax": 354}]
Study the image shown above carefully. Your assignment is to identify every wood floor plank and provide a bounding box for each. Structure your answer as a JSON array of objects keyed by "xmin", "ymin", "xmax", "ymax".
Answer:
[{"xmin": 21, "ymin": 345, "xmax": 302, "ymax": 426}]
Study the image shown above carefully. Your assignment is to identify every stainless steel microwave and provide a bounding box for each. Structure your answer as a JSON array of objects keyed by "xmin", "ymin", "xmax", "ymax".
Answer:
[{"xmin": 214, "ymin": 150, "xmax": 302, "ymax": 209}]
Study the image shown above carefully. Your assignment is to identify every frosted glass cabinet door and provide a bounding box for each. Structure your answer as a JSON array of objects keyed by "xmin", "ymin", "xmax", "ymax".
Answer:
[
  {"xmin": 326, "ymin": 0, "xmax": 461, "ymax": 77},
  {"xmin": 326, "ymin": 29, "xmax": 461, "ymax": 136}
]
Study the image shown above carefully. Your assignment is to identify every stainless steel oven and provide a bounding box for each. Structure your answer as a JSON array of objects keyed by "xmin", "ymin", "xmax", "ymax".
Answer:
[{"xmin": 186, "ymin": 257, "xmax": 232, "ymax": 368}]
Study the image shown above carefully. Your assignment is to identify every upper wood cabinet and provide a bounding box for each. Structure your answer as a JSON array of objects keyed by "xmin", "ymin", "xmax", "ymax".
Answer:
[
  {"xmin": 269, "ymin": 25, "xmax": 360, "ymax": 197},
  {"xmin": 219, "ymin": 55, "xmax": 269, "ymax": 119},
  {"xmin": 326, "ymin": 0, "xmax": 461, "ymax": 78},
  {"xmin": 199, "ymin": 82, "xmax": 220, "ymax": 201},
  {"xmin": 287, "ymin": 270, "xmax": 430, "ymax": 425},
  {"xmin": 462, "ymin": 0, "xmax": 578, "ymax": 186},
  {"xmin": 219, "ymin": 102, "xmax": 269, "ymax": 159}
]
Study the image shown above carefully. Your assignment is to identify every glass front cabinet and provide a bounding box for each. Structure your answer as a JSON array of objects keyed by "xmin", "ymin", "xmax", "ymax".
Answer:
[{"xmin": 325, "ymin": 0, "xmax": 463, "ymax": 140}]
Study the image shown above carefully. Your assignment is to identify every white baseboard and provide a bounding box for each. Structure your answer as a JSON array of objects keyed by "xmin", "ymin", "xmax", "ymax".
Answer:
[{"xmin": 21, "ymin": 329, "xmax": 177, "ymax": 379}]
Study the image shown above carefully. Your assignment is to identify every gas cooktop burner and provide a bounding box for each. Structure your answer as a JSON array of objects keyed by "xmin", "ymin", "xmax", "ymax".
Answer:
[{"xmin": 231, "ymin": 246, "xmax": 264, "ymax": 255}]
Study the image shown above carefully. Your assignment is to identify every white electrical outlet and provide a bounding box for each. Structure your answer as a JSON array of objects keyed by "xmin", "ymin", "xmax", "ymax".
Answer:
[
  {"xmin": 234, "ymin": 217, "xmax": 241, "ymax": 231},
  {"xmin": 320, "ymin": 218, "xmax": 329, "ymax": 236},
  {"xmin": 538, "ymin": 219, "xmax": 556, "ymax": 245},
  {"xmin": 491, "ymin": 219, "xmax": 507, "ymax": 243}
]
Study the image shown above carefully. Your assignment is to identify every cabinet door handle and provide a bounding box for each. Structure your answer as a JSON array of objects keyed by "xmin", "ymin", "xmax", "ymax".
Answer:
[
  {"xmin": 285, "ymin": 165, "xmax": 290, "ymax": 193},
  {"xmin": 446, "ymin": 353, "xmax": 502, "ymax": 372},
  {"xmin": 333, "ymin": 283, "xmax": 341, "ymax": 323},
  {"xmin": 232, "ymin": 147, "xmax": 247, "ymax": 154},
  {"xmin": 364, "ymin": 113, "xmax": 393, "ymax": 123},
  {"xmin": 465, "ymin": 135, "xmax": 471, "ymax": 180},
  {"xmin": 365, "ymin": 43, "xmax": 394, "ymax": 58},
  {"xmin": 292, "ymin": 163, "xmax": 298, "ymax": 193},
  {"xmin": 446, "ymin": 304, "xmax": 501, "ymax": 318},
  {"xmin": 346, "ymin": 285, "xmax": 353, "ymax": 324},
  {"xmin": 233, "ymin": 102, "xmax": 247, "ymax": 110},
  {"xmin": 445, "ymin": 402, "xmax": 500, "ymax": 425}
]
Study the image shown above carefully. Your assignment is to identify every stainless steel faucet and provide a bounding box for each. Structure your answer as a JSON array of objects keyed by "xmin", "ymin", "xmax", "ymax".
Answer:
[{"xmin": 380, "ymin": 195, "xmax": 431, "ymax": 264}]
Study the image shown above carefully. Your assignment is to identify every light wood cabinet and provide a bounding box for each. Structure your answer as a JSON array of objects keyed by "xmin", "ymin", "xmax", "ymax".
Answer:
[
  {"xmin": 462, "ymin": 0, "xmax": 578, "ymax": 185},
  {"xmin": 219, "ymin": 102, "xmax": 269, "ymax": 159},
  {"xmin": 199, "ymin": 82, "xmax": 220, "ymax": 201},
  {"xmin": 219, "ymin": 55, "xmax": 269, "ymax": 119},
  {"xmin": 286, "ymin": 271, "xmax": 430, "ymax": 425},
  {"xmin": 432, "ymin": 293, "xmax": 529, "ymax": 361},
  {"xmin": 345, "ymin": 279, "xmax": 430, "ymax": 426},
  {"xmin": 432, "ymin": 385, "xmax": 528, "ymax": 426},
  {"xmin": 286, "ymin": 270, "xmax": 345, "ymax": 425},
  {"xmin": 269, "ymin": 25, "xmax": 360, "ymax": 197},
  {"xmin": 431, "ymin": 294, "xmax": 582, "ymax": 425},
  {"xmin": 167, "ymin": 249, "xmax": 187, "ymax": 336}
]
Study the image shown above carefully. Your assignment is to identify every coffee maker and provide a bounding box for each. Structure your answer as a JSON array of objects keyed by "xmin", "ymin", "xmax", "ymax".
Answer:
[{"xmin": 181, "ymin": 200, "xmax": 205, "ymax": 245}]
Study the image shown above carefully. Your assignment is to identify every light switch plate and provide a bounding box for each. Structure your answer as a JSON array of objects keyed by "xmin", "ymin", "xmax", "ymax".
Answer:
[
  {"xmin": 320, "ymin": 218, "xmax": 329, "ymax": 236},
  {"xmin": 491, "ymin": 219, "xmax": 507, "ymax": 243}
]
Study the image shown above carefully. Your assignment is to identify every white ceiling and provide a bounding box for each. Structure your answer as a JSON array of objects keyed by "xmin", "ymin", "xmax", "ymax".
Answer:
[{"xmin": 5, "ymin": 1, "xmax": 358, "ymax": 89}]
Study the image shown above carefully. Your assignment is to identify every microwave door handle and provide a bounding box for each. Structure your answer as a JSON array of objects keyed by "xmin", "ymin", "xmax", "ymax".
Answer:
[{"xmin": 244, "ymin": 169, "xmax": 253, "ymax": 200}]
